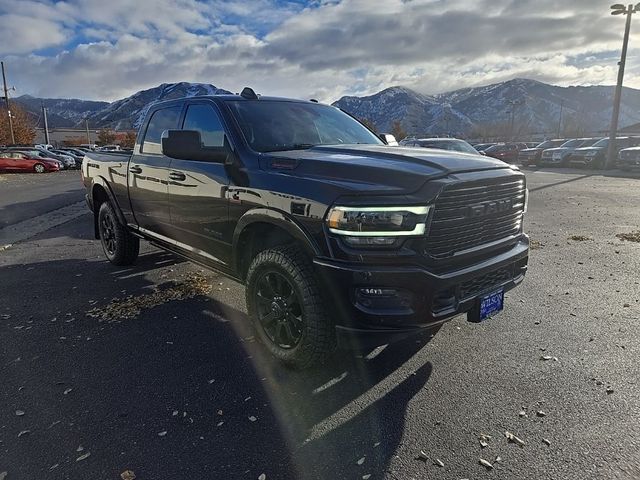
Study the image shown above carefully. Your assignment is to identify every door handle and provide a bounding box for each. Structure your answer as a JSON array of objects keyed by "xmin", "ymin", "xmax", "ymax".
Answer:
[
  {"xmin": 129, "ymin": 166, "xmax": 142, "ymax": 174},
  {"xmin": 169, "ymin": 171, "xmax": 186, "ymax": 181}
]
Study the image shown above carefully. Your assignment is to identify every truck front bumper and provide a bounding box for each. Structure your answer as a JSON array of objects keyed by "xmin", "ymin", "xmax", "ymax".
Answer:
[{"xmin": 313, "ymin": 236, "xmax": 529, "ymax": 348}]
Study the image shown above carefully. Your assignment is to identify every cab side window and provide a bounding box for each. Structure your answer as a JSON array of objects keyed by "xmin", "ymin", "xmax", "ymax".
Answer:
[
  {"xmin": 141, "ymin": 106, "xmax": 182, "ymax": 155},
  {"xmin": 182, "ymin": 104, "xmax": 226, "ymax": 148}
]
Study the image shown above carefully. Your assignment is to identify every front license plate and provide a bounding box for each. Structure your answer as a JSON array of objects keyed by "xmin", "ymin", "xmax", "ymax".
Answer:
[{"xmin": 479, "ymin": 289, "xmax": 504, "ymax": 321}]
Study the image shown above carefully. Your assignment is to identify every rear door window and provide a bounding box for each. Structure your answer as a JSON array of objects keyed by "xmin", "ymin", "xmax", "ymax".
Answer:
[{"xmin": 141, "ymin": 106, "xmax": 182, "ymax": 155}]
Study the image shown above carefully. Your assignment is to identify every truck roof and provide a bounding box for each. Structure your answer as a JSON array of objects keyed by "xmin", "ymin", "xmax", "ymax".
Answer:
[{"xmin": 148, "ymin": 94, "xmax": 324, "ymax": 109}]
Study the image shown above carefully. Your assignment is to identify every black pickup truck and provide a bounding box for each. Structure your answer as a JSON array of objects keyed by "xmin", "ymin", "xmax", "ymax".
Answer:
[{"xmin": 82, "ymin": 88, "xmax": 529, "ymax": 368}]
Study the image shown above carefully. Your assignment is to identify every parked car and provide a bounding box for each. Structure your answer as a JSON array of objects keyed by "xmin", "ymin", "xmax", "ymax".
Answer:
[
  {"xmin": 0, "ymin": 151, "xmax": 60, "ymax": 173},
  {"xmin": 5, "ymin": 147, "xmax": 70, "ymax": 170},
  {"xmin": 401, "ymin": 138, "xmax": 479, "ymax": 154},
  {"xmin": 82, "ymin": 89, "xmax": 529, "ymax": 368},
  {"xmin": 483, "ymin": 142, "xmax": 527, "ymax": 163},
  {"xmin": 617, "ymin": 146, "xmax": 640, "ymax": 170},
  {"xmin": 570, "ymin": 137, "xmax": 640, "ymax": 169},
  {"xmin": 473, "ymin": 143, "xmax": 496, "ymax": 153},
  {"xmin": 51, "ymin": 148, "xmax": 83, "ymax": 168},
  {"xmin": 517, "ymin": 139, "xmax": 566, "ymax": 166},
  {"xmin": 539, "ymin": 138, "xmax": 601, "ymax": 167}
]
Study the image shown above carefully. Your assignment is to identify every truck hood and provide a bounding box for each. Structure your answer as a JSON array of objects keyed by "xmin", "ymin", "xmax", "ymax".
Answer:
[{"xmin": 264, "ymin": 144, "xmax": 512, "ymax": 194}]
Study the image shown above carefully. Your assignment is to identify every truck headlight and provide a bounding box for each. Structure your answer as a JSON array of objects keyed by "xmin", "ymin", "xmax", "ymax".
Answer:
[{"xmin": 326, "ymin": 206, "xmax": 431, "ymax": 246}]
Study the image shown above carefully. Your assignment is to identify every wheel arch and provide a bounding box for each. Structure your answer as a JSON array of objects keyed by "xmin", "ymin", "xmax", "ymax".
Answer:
[
  {"xmin": 233, "ymin": 209, "xmax": 321, "ymax": 281},
  {"xmin": 91, "ymin": 177, "xmax": 126, "ymax": 239}
]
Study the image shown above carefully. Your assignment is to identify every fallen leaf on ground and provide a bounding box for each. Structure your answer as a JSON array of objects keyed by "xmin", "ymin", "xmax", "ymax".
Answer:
[
  {"xmin": 416, "ymin": 450, "xmax": 429, "ymax": 461},
  {"xmin": 362, "ymin": 475, "xmax": 371, "ymax": 480},
  {"xmin": 158, "ymin": 431, "xmax": 167, "ymax": 437},
  {"xmin": 121, "ymin": 470, "xmax": 136, "ymax": 480},
  {"xmin": 18, "ymin": 430, "xmax": 30, "ymax": 437},
  {"xmin": 64, "ymin": 388, "xmax": 73, "ymax": 395},
  {"xmin": 543, "ymin": 438, "xmax": 551, "ymax": 446},
  {"xmin": 86, "ymin": 273, "xmax": 212, "ymax": 322},
  {"xmin": 536, "ymin": 411, "xmax": 547, "ymax": 417},
  {"xmin": 357, "ymin": 457, "xmax": 365, "ymax": 465},
  {"xmin": 505, "ymin": 431, "xmax": 526, "ymax": 446},
  {"xmin": 479, "ymin": 458, "xmax": 493, "ymax": 469},
  {"xmin": 76, "ymin": 452, "xmax": 91, "ymax": 462},
  {"xmin": 248, "ymin": 416, "xmax": 257, "ymax": 422},
  {"xmin": 15, "ymin": 410, "xmax": 25, "ymax": 416},
  {"xmin": 568, "ymin": 235, "xmax": 591, "ymax": 242},
  {"xmin": 434, "ymin": 459, "xmax": 444, "ymax": 467},
  {"xmin": 258, "ymin": 474, "xmax": 266, "ymax": 480}
]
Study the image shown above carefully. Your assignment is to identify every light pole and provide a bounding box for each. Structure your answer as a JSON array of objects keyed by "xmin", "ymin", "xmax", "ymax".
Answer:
[
  {"xmin": 606, "ymin": 3, "xmax": 640, "ymax": 168},
  {"xmin": 1, "ymin": 61, "xmax": 15, "ymax": 145},
  {"xmin": 506, "ymin": 99, "xmax": 524, "ymax": 141}
]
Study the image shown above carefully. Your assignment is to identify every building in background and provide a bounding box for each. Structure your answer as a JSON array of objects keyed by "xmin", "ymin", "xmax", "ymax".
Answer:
[{"xmin": 34, "ymin": 127, "xmax": 99, "ymax": 146}]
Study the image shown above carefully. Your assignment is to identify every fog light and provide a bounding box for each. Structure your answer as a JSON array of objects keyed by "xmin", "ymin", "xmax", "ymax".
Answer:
[{"xmin": 344, "ymin": 236, "xmax": 397, "ymax": 247}]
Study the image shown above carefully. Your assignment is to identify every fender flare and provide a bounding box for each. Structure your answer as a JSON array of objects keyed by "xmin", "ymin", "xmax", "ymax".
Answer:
[
  {"xmin": 232, "ymin": 208, "xmax": 321, "ymax": 271},
  {"xmin": 90, "ymin": 177, "xmax": 127, "ymax": 236}
]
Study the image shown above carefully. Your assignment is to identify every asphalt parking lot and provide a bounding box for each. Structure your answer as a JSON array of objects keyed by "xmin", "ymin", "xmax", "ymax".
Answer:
[{"xmin": 1, "ymin": 167, "xmax": 640, "ymax": 480}]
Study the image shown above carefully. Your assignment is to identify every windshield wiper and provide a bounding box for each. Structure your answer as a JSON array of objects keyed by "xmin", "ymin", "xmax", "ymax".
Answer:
[{"xmin": 263, "ymin": 143, "xmax": 317, "ymax": 152}]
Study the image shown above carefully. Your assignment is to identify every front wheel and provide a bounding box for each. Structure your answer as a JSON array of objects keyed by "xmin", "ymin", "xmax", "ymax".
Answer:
[
  {"xmin": 245, "ymin": 245, "xmax": 336, "ymax": 369},
  {"xmin": 97, "ymin": 202, "xmax": 139, "ymax": 266},
  {"xmin": 34, "ymin": 163, "xmax": 45, "ymax": 173}
]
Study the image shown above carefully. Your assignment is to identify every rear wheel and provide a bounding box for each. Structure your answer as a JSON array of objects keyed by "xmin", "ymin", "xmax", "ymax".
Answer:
[
  {"xmin": 246, "ymin": 245, "xmax": 335, "ymax": 369},
  {"xmin": 98, "ymin": 202, "xmax": 139, "ymax": 266},
  {"xmin": 34, "ymin": 163, "xmax": 45, "ymax": 173}
]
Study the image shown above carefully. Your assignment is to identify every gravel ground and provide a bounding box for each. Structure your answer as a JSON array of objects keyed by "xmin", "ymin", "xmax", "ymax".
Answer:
[{"xmin": 1, "ymin": 167, "xmax": 640, "ymax": 480}]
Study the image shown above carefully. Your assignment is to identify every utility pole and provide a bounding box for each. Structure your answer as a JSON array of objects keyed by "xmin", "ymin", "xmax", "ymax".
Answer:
[
  {"xmin": 606, "ymin": 3, "xmax": 638, "ymax": 168},
  {"xmin": 557, "ymin": 100, "xmax": 564, "ymax": 138},
  {"xmin": 1, "ymin": 61, "xmax": 15, "ymax": 145},
  {"xmin": 85, "ymin": 118, "xmax": 90, "ymax": 145},
  {"xmin": 42, "ymin": 103, "xmax": 50, "ymax": 145}
]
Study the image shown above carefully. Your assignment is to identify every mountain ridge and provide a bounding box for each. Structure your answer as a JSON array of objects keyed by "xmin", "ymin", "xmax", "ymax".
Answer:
[{"xmin": 13, "ymin": 78, "xmax": 640, "ymax": 136}]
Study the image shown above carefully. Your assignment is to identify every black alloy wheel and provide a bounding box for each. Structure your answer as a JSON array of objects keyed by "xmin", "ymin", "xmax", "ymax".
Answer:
[
  {"xmin": 99, "ymin": 210, "xmax": 117, "ymax": 256},
  {"xmin": 254, "ymin": 270, "xmax": 304, "ymax": 349}
]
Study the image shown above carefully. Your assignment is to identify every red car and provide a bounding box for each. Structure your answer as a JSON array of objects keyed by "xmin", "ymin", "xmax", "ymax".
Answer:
[
  {"xmin": 483, "ymin": 142, "xmax": 528, "ymax": 163},
  {"xmin": 0, "ymin": 151, "xmax": 60, "ymax": 173}
]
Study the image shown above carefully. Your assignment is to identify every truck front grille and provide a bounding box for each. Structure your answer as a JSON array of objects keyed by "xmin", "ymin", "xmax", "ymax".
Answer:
[{"xmin": 424, "ymin": 177, "xmax": 525, "ymax": 258}]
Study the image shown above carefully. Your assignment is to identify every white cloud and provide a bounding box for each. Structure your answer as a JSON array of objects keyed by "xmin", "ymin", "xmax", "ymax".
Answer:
[{"xmin": 1, "ymin": 0, "xmax": 638, "ymax": 102}]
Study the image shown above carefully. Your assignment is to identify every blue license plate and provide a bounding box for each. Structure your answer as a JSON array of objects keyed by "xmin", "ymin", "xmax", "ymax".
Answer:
[{"xmin": 479, "ymin": 289, "xmax": 504, "ymax": 321}]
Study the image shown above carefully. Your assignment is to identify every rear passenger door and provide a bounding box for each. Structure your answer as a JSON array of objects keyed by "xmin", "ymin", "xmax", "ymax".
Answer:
[
  {"xmin": 167, "ymin": 101, "xmax": 232, "ymax": 267},
  {"xmin": 128, "ymin": 105, "xmax": 182, "ymax": 237}
]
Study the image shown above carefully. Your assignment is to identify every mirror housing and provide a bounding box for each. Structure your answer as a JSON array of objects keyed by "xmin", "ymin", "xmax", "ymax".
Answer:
[
  {"xmin": 379, "ymin": 133, "xmax": 399, "ymax": 146},
  {"xmin": 161, "ymin": 130, "xmax": 229, "ymax": 163}
]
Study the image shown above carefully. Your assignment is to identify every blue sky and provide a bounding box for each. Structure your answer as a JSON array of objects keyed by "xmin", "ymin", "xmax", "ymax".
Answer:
[{"xmin": 0, "ymin": 0, "xmax": 638, "ymax": 102}]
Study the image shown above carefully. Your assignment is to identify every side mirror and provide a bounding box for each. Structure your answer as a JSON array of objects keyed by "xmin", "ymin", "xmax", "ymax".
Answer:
[
  {"xmin": 161, "ymin": 130, "xmax": 229, "ymax": 163},
  {"xmin": 379, "ymin": 133, "xmax": 399, "ymax": 146}
]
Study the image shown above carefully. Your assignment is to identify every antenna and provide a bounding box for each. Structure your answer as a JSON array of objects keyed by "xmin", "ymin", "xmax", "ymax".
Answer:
[{"xmin": 240, "ymin": 87, "xmax": 259, "ymax": 100}]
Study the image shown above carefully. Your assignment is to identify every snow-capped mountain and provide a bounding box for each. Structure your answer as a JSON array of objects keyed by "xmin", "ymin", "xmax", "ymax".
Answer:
[
  {"xmin": 14, "ymin": 82, "xmax": 230, "ymax": 130},
  {"xmin": 84, "ymin": 82, "xmax": 231, "ymax": 130},
  {"xmin": 16, "ymin": 78, "xmax": 640, "ymax": 136},
  {"xmin": 334, "ymin": 79, "xmax": 640, "ymax": 137},
  {"xmin": 14, "ymin": 95, "xmax": 109, "ymax": 128}
]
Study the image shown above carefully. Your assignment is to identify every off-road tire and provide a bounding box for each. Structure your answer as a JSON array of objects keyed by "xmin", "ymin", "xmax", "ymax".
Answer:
[
  {"xmin": 98, "ymin": 201, "xmax": 139, "ymax": 266},
  {"xmin": 245, "ymin": 245, "xmax": 336, "ymax": 369}
]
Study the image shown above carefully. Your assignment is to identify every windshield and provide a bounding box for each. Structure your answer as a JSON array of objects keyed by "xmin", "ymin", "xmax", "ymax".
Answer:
[
  {"xmin": 226, "ymin": 100, "xmax": 383, "ymax": 152},
  {"xmin": 536, "ymin": 140, "xmax": 562, "ymax": 149},
  {"xmin": 591, "ymin": 138, "xmax": 609, "ymax": 148},
  {"xmin": 485, "ymin": 144, "xmax": 507, "ymax": 152},
  {"xmin": 418, "ymin": 139, "xmax": 478, "ymax": 154},
  {"xmin": 560, "ymin": 139, "xmax": 584, "ymax": 148}
]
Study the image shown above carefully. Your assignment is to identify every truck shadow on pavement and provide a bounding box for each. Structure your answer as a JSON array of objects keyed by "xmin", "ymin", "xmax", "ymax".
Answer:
[{"xmin": 1, "ymin": 250, "xmax": 434, "ymax": 480}]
